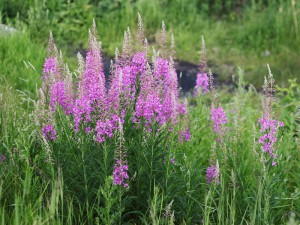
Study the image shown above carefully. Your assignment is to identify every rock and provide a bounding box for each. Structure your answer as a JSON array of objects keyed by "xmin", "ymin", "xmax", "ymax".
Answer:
[{"xmin": 0, "ymin": 24, "xmax": 17, "ymax": 35}]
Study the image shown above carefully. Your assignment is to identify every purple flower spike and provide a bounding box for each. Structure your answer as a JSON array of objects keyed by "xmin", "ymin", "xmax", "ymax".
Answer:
[
  {"xmin": 113, "ymin": 160, "xmax": 129, "ymax": 187},
  {"xmin": 179, "ymin": 128, "xmax": 191, "ymax": 142},
  {"xmin": 206, "ymin": 164, "xmax": 219, "ymax": 184},
  {"xmin": 210, "ymin": 106, "xmax": 227, "ymax": 134},
  {"xmin": 258, "ymin": 114, "xmax": 284, "ymax": 164},
  {"xmin": 43, "ymin": 57, "xmax": 58, "ymax": 75},
  {"xmin": 50, "ymin": 81, "xmax": 73, "ymax": 115},
  {"xmin": 195, "ymin": 72, "xmax": 209, "ymax": 94},
  {"xmin": 42, "ymin": 124, "xmax": 57, "ymax": 141}
]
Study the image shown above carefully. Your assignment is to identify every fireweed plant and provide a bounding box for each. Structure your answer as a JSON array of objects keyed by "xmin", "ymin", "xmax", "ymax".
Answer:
[
  {"xmin": 195, "ymin": 38, "xmax": 225, "ymax": 184},
  {"xmin": 258, "ymin": 65, "xmax": 284, "ymax": 166},
  {"xmin": 35, "ymin": 18, "xmax": 193, "ymax": 222},
  {"xmin": 25, "ymin": 17, "xmax": 297, "ymax": 224}
]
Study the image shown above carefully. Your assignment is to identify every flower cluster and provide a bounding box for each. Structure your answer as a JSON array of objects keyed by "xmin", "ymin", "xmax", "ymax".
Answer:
[
  {"xmin": 95, "ymin": 115, "xmax": 123, "ymax": 143},
  {"xmin": 43, "ymin": 57, "xmax": 58, "ymax": 76},
  {"xmin": 258, "ymin": 115, "xmax": 284, "ymax": 165},
  {"xmin": 37, "ymin": 20, "xmax": 189, "ymax": 188},
  {"xmin": 113, "ymin": 160, "xmax": 129, "ymax": 187},
  {"xmin": 179, "ymin": 128, "xmax": 191, "ymax": 142},
  {"xmin": 195, "ymin": 72, "xmax": 209, "ymax": 94},
  {"xmin": 50, "ymin": 81, "xmax": 73, "ymax": 115},
  {"xmin": 133, "ymin": 57, "xmax": 181, "ymax": 127},
  {"xmin": 210, "ymin": 106, "xmax": 227, "ymax": 134},
  {"xmin": 206, "ymin": 164, "xmax": 219, "ymax": 184},
  {"xmin": 42, "ymin": 124, "xmax": 57, "ymax": 141},
  {"xmin": 258, "ymin": 66, "xmax": 284, "ymax": 166}
]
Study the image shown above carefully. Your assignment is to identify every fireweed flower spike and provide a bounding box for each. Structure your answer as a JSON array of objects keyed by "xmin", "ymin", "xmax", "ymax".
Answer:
[
  {"xmin": 179, "ymin": 128, "xmax": 191, "ymax": 142},
  {"xmin": 195, "ymin": 36, "xmax": 209, "ymax": 94},
  {"xmin": 73, "ymin": 22, "xmax": 107, "ymax": 131},
  {"xmin": 208, "ymin": 69, "xmax": 227, "ymax": 136},
  {"xmin": 113, "ymin": 119, "xmax": 129, "ymax": 187},
  {"xmin": 210, "ymin": 106, "xmax": 227, "ymax": 135},
  {"xmin": 42, "ymin": 124, "xmax": 57, "ymax": 141},
  {"xmin": 50, "ymin": 76, "xmax": 74, "ymax": 115},
  {"xmin": 206, "ymin": 161, "xmax": 220, "ymax": 184},
  {"xmin": 258, "ymin": 65, "xmax": 284, "ymax": 165},
  {"xmin": 195, "ymin": 72, "xmax": 209, "ymax": 94},
  {"xmin": 113, "ymin": 160, "xmax": 129, "ymax": 187}
]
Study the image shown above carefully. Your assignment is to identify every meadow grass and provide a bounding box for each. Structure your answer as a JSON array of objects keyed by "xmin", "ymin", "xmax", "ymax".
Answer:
[
  {"xmin": 0, "ymin": 35, "xmax": 300, "ymax": 224},
  {"xmin": 0, "ymin": 1, "xmax": 300, "ymax": 224},
  {"xmin": 0, "ymin": 77, "xmax": 299, "ymax": 224}
]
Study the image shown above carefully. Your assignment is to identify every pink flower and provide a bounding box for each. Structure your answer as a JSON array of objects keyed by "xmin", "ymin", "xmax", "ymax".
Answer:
[
  {"xmin": 258, "ymin": 114, "xmax": 284, "ymax": 165},
  {"xmin": 179, "ymin": 128, "xmax": 191, "ymax": 142},
  {"xmin": 210, "ymin": 106, "xmax": 227, "ymax": 134},
  {"xmin": 206, "ymin": 164, "xmax": 219, "ymax": 184},
  {"xmin": 50, "ymin": 81, "xmax": 73, "ymax": 115},
  {"xmin": 42, "ymin": 124, "xmax": 57, "ymax": 141},
  {"xmin": 43, "ymin": 57, "xmax": 58, "ymax": 75},
  {"xmin": 95, "ymin": 115, "xmax": 123, "ymax": 143},
  {"xmin": 113, "ymin": 160, "xmax": 129, "ymax": 187},
  {"xmin": 195, "ymin": 72, "xmax": 209, "ymax": 94}
]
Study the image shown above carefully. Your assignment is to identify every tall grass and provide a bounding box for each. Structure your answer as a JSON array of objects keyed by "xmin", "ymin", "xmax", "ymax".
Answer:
[
  {"xmin": 1, "ymin": 44, "xmax": 299, "ymax": 224},
  {"xmin": 0, "ymin": 2, "xmax": 300, "ymax": 224}
]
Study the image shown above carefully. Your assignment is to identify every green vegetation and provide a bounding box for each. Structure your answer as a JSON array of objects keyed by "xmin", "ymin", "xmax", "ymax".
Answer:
[
  {"xmin": 1, "ymin": 64, "xmax": 300, "ymax": 224},
  {"xmin": 0, "ymin": 1, "xmax": 300, "ymax": 224},
  {"xmin": 1, "ymin": 0, "xmax": 300, "ymax": 87}
]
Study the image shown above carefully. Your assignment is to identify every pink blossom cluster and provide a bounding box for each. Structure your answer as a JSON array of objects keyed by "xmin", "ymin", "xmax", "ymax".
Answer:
[
  {"xmin": 210, "ymin": 106, "xmax": 227, "ymax": 134},
  {"xmin": 42, "ymin": 124, "xmax": 57, "ymax": 141},
  {"xmin": 206, "ymin": 164, "xmax": 219, "ymax": 184},
  {"xmin": 113, "ymin": 160, "xmax": 129, "ymax": 187},
  {"xmin": 179, "ymin": 128, "xmax": 191, "ymax": 142},
  {"xmin": 43, "ymin": 57, "xmax": 58, "ymax": 77},
  {"xmin": 258, "ymin": 115, "xmax": 284, "ymax": 165},
  {"xmin": 95, "ymin": 115, "xmax": 124, "ymax": 143},
  {"xmin": 39, "ymin": 25, "xmax": 186, "ymax": 145},
  {"xmin": 38, "ymin": 22, "xmax": 193, "ymax": 188},
  {"xmin": 133, "ymin": 57, "xmax": 182, "ymax": 126},
  {"xmin": 50, "ymin": 81, "xmax": 73, "ymax": 115},
  {"xmin": 195, "ymin": 72, "xmax": 209, "ymax": 94}
]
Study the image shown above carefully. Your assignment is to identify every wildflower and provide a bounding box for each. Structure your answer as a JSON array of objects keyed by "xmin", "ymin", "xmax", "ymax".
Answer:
[
  {"xmin": 85, "ymin": 127, "xmax": 92, "ymax": 134},
  {"xmin": 78, "ymin": 28, "xmax": 106, "ymax": 111},
  {"xmin": 107, "ymin": 67, "xmax": 124, "ymax": 112},
  {"xmin": 131, "ymin": 52, "xmax": 147, "ymax": 76},
  {"xmin": 42, "ymin": 124, "xmax": 57, "ymax": 141},
  {"xmin": 159, "ymin": 59, "xmax": 179, "ymax": 124},
  {"xmin": 73, "ymin": 96, "xmax": 93, "ymax": 132},
  {"xmin": 134, "ymin": 63, "xmax": 163, "ymax": 126},
  {"xmin": 195, "ymin": 36, "xmax": 209, "ymax": 94},
  {"xmin": 113, "ymin": 159, "xmax": 129, "ymax": 187},
  {"xmin": 195, "ymin": 72, "xmax": 209, "ymax": 94},
  {"xmin": 43, "ymin": 57, "xmax": 58, "ymax": 75},
  {"xmin": 258, "ymin": 65, "xmax": 284, "ymax": 165},
  {"xmin": 206, "ymin": 164, "xmax": 219, "ymax": 184},
  {"xmin": 258, "ymin": 115, "xmax": 284, "ymax": 163},
  {"xmin": 135, "ymin": 93, "xmax": 162, "ymax": 126},
  {"xmin": 179, "ymin": 128, "xmax": 191, "ymax": 142},
  {"xmin": 154, "ymin": 57, "xmax": 169, "ymax": 80},
  {"xmin": 177, "ymin": 102, "xmax": 187, "ymax": 115},
  {"xmin": 210, "ymin": 106, "xmax": 227, "ymax": 134},
  {"xmin": 81, "ymin": 44, "xmax": 106, "ymax": 105},
  {"xmin": 50, "ymin": 81, "xmax": 73, "ymax": 115},
  {"xmin": 95, "ymin": 115, "xmax": 122, "ymax": 143},
  {"xmin": 113, "ymin": 118, "xmax": 129, "ymax": 187},
  {"xmin": 0, "ymin": 154, "xmax": 6, "ymax": 163}
]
